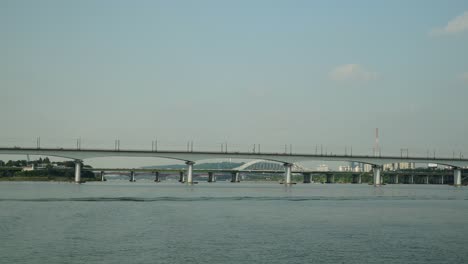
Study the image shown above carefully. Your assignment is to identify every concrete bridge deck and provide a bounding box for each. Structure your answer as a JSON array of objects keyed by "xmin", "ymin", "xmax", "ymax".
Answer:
[{"xmin": 0, "ymin": 147, "xmax": 466, "ymax": 185}]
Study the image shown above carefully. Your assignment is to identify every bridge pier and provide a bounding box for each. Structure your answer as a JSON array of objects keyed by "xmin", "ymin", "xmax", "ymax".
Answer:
[
  {"xmin": 373, "ymin": 166, "xmax": 382, "ymax": 186},
  {"xmin": 129, "ymin": 171, "xmax": 136, "ymax": 182},
  {"xmin": 326, "ymin": 173, "xmax": 334, "ymax": 184},
  {"xmin": 441, "ymin": 175, "xmax": 444, "ymax": 185},
  {"xmin": 284, "ymin": 163, "xmax": 293, "ymax": 184},
  {"xmin": 154, "ymin": 171, "xmax": 160, "ymax": 182},
  {"xmin": 425, "ymin": 175, "xmax": 429, "ymax": 184},
  {"xmin": 179, "ymin": 171, "xmax": 184, "ymax": 183},
  {"xmin": 303, "ymin": 173, "xmax": 311, "ymax": 183},
  {"xmin": 208, "ymin": 172, "xmax": 215, "ymax": 182},
  {"xmin": 410, "ymin": 174, "xmax": 414, "ymax": 184},
  {"xmin": 351, "ymin": 174, "xmax": 357, "ymax": 184},
  {"xmin": 231, "ymin": 172, "xmax": 240, "ymax": 182},
  {"xmin": 186, "ymin": 161, "xmax": 194, "ymax": 184},
  {"xmin": 454, "ymin": 169, "xmax": 462, "ymax": 186},
  {"xmin": 352, "ymin": 174, "xmax": 361, "ymax": 184},
  {"xmin": 100, "ymin": 171, "xmax": 105, "ymax": 182},
  {"xmin": 394, "ymin": 175, "xmax": 399, "ymax": 184},
  {"xmin": 74, "ymin": 161, "xmax": 81, "ymax": 183}
]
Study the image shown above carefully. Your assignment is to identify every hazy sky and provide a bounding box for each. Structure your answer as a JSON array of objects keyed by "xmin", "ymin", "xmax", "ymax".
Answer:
[{"xmin": 1, "ymin": 0, "xmax": 468, "ymax": 167}]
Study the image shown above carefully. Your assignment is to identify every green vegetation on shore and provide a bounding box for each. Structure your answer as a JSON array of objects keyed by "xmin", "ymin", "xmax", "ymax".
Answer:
[{"xmin": 0, "ymin": 158, "xmax": 98, "ymax": 182}]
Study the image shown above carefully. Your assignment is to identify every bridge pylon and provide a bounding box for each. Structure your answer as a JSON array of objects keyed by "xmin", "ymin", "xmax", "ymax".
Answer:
[
  {"xmin": 129, "ymin": 171, "xmax": 136, "ymax": 182},
  {"xmin": 454, "ymin": 168, "xmax": 462, "ymax": 186},
  {"xmin": 373, "ymin": 165, "xmax": 382, "ymax": 186},
  {"xmin": 74, "ymin": 160, "xmax": 82, "ymax": 183},
  {"xmin": 186, "ymin": 161, "xmax": 195, "ymax": 184},
  {"xmin": 284, "ymin": 163, "xmax": 293, "ymax": 184}
]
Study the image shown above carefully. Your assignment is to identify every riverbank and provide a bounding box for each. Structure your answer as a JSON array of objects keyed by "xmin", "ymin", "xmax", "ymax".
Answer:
[{"xmin": 0, "ymin": 176, "xmax": 100, "ymax": 182}]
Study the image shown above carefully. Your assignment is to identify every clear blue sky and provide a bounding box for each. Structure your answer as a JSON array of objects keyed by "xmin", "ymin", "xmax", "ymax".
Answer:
[{"xmin": 1, "ymin": 0, "xmax": 468, "ymax": 167}]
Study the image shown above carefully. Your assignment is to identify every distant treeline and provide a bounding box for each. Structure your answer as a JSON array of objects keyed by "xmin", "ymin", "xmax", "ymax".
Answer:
[{"xmin": 0, "ymin": 158, "xmax": 97, "ymax": 181}]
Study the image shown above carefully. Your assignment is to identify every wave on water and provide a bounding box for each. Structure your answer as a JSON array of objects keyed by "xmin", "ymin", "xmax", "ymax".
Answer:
[{"xmin": 0, "ymin": 196, "xmax": 466, "ymax": 202}]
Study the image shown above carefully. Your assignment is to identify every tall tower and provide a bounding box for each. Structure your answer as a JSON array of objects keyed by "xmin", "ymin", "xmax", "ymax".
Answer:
[{"xmin": 374, "ymin": 128, "xmax": 380, "ymax": 156}]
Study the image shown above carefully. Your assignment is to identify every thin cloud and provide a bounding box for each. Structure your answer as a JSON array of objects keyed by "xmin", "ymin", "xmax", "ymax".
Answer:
[
  {"xmin": 430, "ymin": 11, "xmax": 468, "ymax": 36},
  {"xmin": 328, "ymin": 64, "xmax": 378, "ymax": 82}
]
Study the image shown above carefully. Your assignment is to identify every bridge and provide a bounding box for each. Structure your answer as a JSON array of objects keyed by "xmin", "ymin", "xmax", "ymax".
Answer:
[
  {"xmin": 0, "ymin": 147, "xmax": 466, "ymax": 186},
  {"xmin": 87, "ymin": 168, "xmax": 457, "ymax": 185}
]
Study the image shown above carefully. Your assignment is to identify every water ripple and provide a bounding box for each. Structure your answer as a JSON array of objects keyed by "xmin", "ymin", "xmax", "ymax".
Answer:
[{"xmin": 0, "ymin": 196, "xmax": 466, "ymax": 202}]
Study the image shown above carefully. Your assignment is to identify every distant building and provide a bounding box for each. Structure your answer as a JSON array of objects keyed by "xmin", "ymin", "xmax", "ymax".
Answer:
[
  {"xmin": 348, "ymin": 162, "xmax": 370, "ymax": 172},
  {"xmin": 384, "ymin": 162, "xmax": 416, "ymax": 171},
  {"xmin": 22, "ymin": 164, "xmax": 52, "ymax": 171},
  {"xmin": 338, "ymin": 165, "xmax": 351, "ymax": 172},
  {"xmin": 22, "ymin": 165, "xmax": 35, "ymax": 171},
  {"xmin": 399, "ymin": 162, "xmax": 415, "ymax": 169},
  {"xmin": 317, "ymin": 164, "xmax": 329, "ymax": 172},
  {"xmin": 363, "ymin": 164, "xmax": 372, "ymax": 172}
]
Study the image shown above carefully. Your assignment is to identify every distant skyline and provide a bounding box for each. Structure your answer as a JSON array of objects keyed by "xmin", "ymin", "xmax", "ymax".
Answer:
[{"xmin": 1, "ymin": 0, "xmax": 468, "ymax": 167}]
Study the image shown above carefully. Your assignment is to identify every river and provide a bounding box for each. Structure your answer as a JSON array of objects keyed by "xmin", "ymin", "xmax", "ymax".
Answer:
[{"xmin": 1, "ymin": 181, "xmax": 467, "ymax": 263}]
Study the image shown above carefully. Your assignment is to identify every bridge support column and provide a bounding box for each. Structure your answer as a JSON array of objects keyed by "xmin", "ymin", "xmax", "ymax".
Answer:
[
  {"xmin": 74, "ymin": 161, "xmax": 81, "ymax": 183},
  {"xmin": 351, "ymin": 174, "xmax": 361, "ymax": 184},
  {"xmin": 100, "ymin": 171, "xmax": 105, "ymax": 182},
  {"xmin": 441, "ymin": 175, "xmax": 444, "ymax": 185},
  {"xmin": 179, "ymin": 171, "xmax": 184, "ymax": 183},
  {"xmin": 395, "ymin": 175, "xmax": 399, "ymax": 184},
  {"xmin": 303, "ymin": 173, "xmax": 311, "ymax": 183},
  {"xmin": 410, "ymin": 174, "xmax": 414, "ymax": 184},
  {"xmin": 425, "ymin": 175, "xmax": 429, "ymax": 184},
  {"xmin": 154, "ymin": 171, "xmax": 160, "ymax": 182},
  {"xmin": 230, "ymin": 172, "xmax": 240, "ymax": 182},
  {"xmin": 326, "ymin": 173, "xmax": 334, "ymax": 184},
  {"xmin": 186, "ymin": 161, "xmax": 194, "ymax": 184},
  {"xmin": 208, "ymin": 172, "xmax": 215, "ymax": 183},
  {"xmin": 284, "ymin": 163, "xmax": 293, "ymax": 184},
  {"xmin": 373, "ymin": 166, "xmax": 382, "ymax": 186},
  {"xmin": 130, "ymin": 171, "xmax": 136, "ymax": 182},
  {"xmin": 454, "ymin": 169, "xmax": 462, "ymax": 186}
]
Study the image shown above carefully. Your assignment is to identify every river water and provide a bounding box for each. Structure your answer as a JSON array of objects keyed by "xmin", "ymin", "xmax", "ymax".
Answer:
[{"xmin": 1, "ymin": 181, "xmax": 467, "ymax": 264}]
